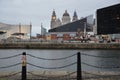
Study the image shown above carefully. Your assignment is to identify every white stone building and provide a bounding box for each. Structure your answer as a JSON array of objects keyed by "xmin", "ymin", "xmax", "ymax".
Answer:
[{"xmin": 0, "ymin": 22, "xmax": 31, "ymax": 40}]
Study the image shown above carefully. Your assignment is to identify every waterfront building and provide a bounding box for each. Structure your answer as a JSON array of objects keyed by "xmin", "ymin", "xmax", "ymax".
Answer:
[
  {"xmin": 97, "ymin": 3, "xmax": 120, "ymax": 35},
  {"xmin": 50, "ymin": 10, "xmax": 62, "ymax": 29},
  {"xmin": 45, "ymin": 32, "xmax": 76, "ymax": 41},
  {"xmin": 41, "ymin": 23, "xmax": 47, "ymax": 35},
  {"xmin": 72, "ymin": 11, "xmax": 78, "ymax": 22},
  {"xmin": 55, "ymin": 18, "xmax": 62, "ymax": 27},
  {"xmin": 48, "ymin": 15, "xmax": 94, "ymax": 41},
  {"xmin": 96, "ymin": 4, "xmax": 120, "ymax": 42},
  {"xmin": 50, "ymin": 10, "xmax": 78, "ymax": 29},
  {"xmin": 93, "ymin": 19, "xmax": 97, "ymax": 35},
  {"xmin": 0, "ymin": 22, "xmax": 31, "ymax": 40},
  {"xmin": 49, "ymin": 15, "xmax": 94, "ymax": 33},
  {"xmin": 62, "ymin": 10, "xmax": 71, "ymax": 25},
  {"xmin": 50, "ymin": 10, "xmax": 57, "ymax": 29}
]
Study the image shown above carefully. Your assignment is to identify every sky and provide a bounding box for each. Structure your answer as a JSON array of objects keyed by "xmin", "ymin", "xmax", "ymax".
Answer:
[{"xmin": 0, "ymin": 0, "xmax": 119, "ymax": 36}]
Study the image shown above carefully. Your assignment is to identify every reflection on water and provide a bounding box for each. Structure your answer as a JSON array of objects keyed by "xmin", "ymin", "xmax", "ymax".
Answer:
[{"xmin": 0, "ymin": 49, "xmax": 120, "ymax": 72}]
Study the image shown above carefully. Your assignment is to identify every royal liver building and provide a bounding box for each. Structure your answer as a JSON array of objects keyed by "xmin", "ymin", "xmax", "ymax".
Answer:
[{"xmin": 50, "ymin": 10, "xmax": 78, "ymax": 29}]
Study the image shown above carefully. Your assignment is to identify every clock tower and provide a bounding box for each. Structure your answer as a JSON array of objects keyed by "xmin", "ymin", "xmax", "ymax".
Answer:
[{"xmin": 51, "ymin": 10, "xmax": 57, "ymax": 29}]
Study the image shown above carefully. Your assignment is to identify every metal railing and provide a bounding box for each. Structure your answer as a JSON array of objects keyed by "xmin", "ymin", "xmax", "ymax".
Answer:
[{"xmin": 0, "ymin": 52, "xmax": 120, "ymax": 80}]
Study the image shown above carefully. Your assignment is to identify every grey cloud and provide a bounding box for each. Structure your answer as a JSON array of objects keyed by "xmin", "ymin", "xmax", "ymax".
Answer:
[{"xmin": 0, "ymin": 0, "xmax": 119, "ymax": 35}]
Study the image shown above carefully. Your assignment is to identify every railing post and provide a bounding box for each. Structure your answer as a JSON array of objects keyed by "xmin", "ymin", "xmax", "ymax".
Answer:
[
  {"xmin": 21, "ymin": 52, "xmax": 27, "ymax": 80},
  {"xmin": 77, "ymin": 52, "xmax": 82, "ymax": 80}
]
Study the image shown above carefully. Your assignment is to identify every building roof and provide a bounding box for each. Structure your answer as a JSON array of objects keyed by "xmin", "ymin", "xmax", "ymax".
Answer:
[
  {"xmin": 52, "ymin": 10, "xmax": 56, "ymax": 17},
  {"xmin": 63, "ymin": 10, "xmax": 70, "ymax": 16},
  {"xmin": 49, "ymin": 17, "xmax": 93, "ymax": 32}
]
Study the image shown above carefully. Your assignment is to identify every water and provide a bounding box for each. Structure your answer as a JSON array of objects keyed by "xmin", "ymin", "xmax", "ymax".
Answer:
[{"xmin": 0, "ymin": 49, "xmax": 120, "ymax": 72}]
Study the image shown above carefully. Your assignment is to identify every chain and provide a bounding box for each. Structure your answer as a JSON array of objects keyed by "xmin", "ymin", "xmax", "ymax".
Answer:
[
  {"xmin": 81, "ymin": 53, "xmax": 119, "ymax": 58},
  {"xmin": 82, "ymin": 62, "xmax": 120, "ymax": 69},
  {"xmin": 0, "ymin": 63, "xmax": 21, "ymax": 69},
  {"xmin": 27, "ymin": 53, "xmax": 76, "ymax": 60},
  {"xmin": 27, "ymin": 62, "xmax": 77, "ymax": 69},
  {"xmin": 0, "ymin": 54, "xmax": 21, "ymax": 59}
]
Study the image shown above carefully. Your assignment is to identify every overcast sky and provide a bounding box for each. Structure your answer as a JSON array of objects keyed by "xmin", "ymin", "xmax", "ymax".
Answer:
[{"xmin": 0, "ymin": 0, "xmax": 119, "ymax": 36}]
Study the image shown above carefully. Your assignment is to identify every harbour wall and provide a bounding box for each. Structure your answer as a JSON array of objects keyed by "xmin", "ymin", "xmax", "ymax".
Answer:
[{"xmin": 0, "ymin": 43, "xmax": 120, "ymax": 49}]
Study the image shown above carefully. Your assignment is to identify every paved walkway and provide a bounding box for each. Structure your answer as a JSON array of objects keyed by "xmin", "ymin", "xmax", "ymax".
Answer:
[{"xmin": 0, "ymin": 71, "xmax": 120, "ymax": 80}]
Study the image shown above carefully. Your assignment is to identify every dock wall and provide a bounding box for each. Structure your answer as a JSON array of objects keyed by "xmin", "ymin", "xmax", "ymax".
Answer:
[{"xmin": 0, "ymin": 43, "xmax": 120, "ymax": 49}]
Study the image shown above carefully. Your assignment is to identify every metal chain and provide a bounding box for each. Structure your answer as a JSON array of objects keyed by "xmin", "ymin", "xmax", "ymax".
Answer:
[
  {"xmin": 82, "ymin": 62, "xmax": 120, "ymax": 69},
  {"xmin": 0, "ymin": 54, "xmax": 21, "ymax": 59},
  {"xmin": 0, "ymin": 63, "xmax": 21, "ymax": 69},
  {"xmin": 81, "ymin": 53, "xmax": 119, "ymax": 58},
  {"xmin": 27, "ymin": 62, "xmax": 77, "ymax": 69},
  {"xmin": 27, "ymin": 53, "xmax": 77, "ymax": 60}
]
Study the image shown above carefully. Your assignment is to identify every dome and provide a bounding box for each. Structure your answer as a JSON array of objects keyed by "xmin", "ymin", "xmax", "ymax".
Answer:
[{"xmin": 63, "ymin": 10, "xmax": 70, "ymax": 16}]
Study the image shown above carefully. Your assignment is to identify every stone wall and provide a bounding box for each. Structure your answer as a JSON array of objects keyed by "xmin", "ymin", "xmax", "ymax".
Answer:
[{"xmin": 0, "ymin": 43, "xmax": 120, "ymax": 49}]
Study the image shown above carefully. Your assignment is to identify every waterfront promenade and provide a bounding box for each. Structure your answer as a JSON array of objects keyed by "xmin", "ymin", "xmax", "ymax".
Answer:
[{"xmin": 0, "ymin": 71, "xmax": 120, "ymax": 80}]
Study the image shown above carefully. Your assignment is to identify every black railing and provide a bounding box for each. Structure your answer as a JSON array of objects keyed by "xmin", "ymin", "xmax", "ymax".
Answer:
[{"xmin": 0, "ymin": 52, "xmax": 120, "ymax": 80}]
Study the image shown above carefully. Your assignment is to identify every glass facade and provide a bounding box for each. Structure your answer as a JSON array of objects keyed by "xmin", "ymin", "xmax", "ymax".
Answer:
[{"xmin": 97, "ymin": 4, "xmax": 120, "ymax": 34}]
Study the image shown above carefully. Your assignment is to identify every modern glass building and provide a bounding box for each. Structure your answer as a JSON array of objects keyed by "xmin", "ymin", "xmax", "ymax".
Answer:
[{"xmin": 97, "ymin": 4, "xmax": 120, "ymax": 35}]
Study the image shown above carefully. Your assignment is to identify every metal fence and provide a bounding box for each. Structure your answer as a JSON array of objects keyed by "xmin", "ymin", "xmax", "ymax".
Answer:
[{"xmin": 0, "ymin": 52, "xmax": 120, "ymax": 80}]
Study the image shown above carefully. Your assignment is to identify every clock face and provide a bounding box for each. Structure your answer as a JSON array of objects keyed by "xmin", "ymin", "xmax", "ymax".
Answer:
[{"xmin": 52, "ymin": 17, "xmax": 56, "ymax": 20}]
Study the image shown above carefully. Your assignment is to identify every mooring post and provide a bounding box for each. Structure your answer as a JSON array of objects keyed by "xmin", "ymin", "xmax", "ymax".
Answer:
[
  {"xmin": 21, "ymin": 52, "xmax": 27, "ymax": 80},
  {"xmin": 77, "ymin": 52, "xmax": 82, "ymax": 80}
]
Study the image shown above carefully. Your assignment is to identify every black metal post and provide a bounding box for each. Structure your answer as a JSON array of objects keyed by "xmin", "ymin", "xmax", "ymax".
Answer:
[
  {"xmin": 22, "ymin": 52, "xmax": 27, "ymax": 80},
  {"xmin": 77, "ymin": 52, "xmax": 82, "ymax": 80}
]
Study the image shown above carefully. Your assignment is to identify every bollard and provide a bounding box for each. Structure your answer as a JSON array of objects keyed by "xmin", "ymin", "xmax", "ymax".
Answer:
[
  {"xmin": 21, "ymin": 52, "xmax": 27, "ymax": 80},
  {"xmin": 77, "ymin": 52, "xmax": 82, "ymax": 80}
]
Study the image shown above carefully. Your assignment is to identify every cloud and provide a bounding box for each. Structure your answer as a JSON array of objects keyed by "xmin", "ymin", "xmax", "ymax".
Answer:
[{"xmin": 0, "ymin": 0, "xmax": 119, "ymax": 35}]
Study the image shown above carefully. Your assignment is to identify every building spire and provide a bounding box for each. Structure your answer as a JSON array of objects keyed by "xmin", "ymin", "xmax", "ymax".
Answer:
[
  {"xmin": 52, "ymin": 9, "xmax": 56, "ymax": 20},
  {"xmin": 73, "ymin": 10, "xmax": 77, "ymax": 17},
  {"xmin": 19, "ymin": 23, "xmax": 21, "ymax": 33},
  {"xmin": 51, "ymin": 9, "xmax": 57, "ymax": 29},
  {"xmin": 72, "ymin": 10, "xmax": 78, "ymax": 22},
  {"xmin": 41, "ymin": 22, "xmax": 43, "ymax": 28},
  {"xmin": 30, "ymin": 22, "xmax": 32, "ymax": 39}
]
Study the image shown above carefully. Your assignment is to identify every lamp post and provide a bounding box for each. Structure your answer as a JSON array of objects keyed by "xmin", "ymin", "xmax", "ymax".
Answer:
[
  {"xmin": 30, "ymin": 22, "xmax": 32, "ymax": 41},
  {"xmin": 19, "ymin": 23, "xmax": 21, "ymax": 40},
  {"xmin": 84, "ymin": 22, "xmax": 86, "ymax": 38}
]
